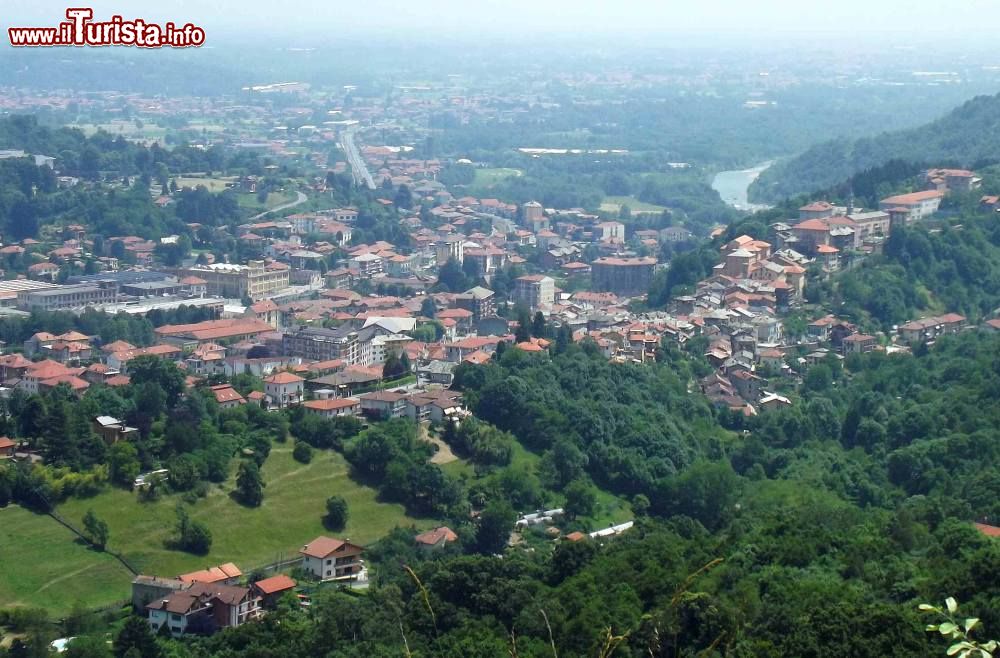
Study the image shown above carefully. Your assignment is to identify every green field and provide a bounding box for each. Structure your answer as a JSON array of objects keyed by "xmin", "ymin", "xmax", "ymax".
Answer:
[
  {"xmin": 237, "ymin": 191, "xmax": 297, "ymax": 211},
  {"xmin": 5, "ymin": 447, "xmax": 429, "ymax": 614},
  {"xmin": 0, "ymin": 506, "xmax": 134, "ymax": 614},
  {"xmin": 471, "ymin": 167, "xmax": 522, "ymax": 190},
  {"xmin": 599, "ymin": 195, "xmax": 667, "ymax": 214},
  {"xmin": 174, "ymin": 175, "xmax": 237, "ymax": 193}
]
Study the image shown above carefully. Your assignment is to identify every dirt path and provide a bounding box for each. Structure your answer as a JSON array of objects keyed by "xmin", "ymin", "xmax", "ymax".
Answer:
[{"xmin": 418, "ymin": 423, "xmax": 458, "ymax": 464}]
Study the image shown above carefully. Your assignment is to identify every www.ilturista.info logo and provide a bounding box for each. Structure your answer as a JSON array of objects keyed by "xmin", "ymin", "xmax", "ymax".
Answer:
[{"xmin": 8, "ymin": 8, "xmax": 206, "ymax": 48}]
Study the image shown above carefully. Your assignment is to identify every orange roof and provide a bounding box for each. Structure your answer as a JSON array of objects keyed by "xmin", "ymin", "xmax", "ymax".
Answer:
[
  {"xmin": 300, "ymin": 536, "xmax": 362, "ymax": 558},
  {"xmin": 253, "ymin": 574, "xmax": 296, "ymax": 595},
  {"xmin": 414, "ymin": 526, "xmax": 459, "ymax": 546},
  {"xmin": 179, "ymin": 562, "xmax": 243, "ymax": 584},
  {"xmin": 303, "ymin": 398, "xmax": 359, "ymax": 411},
  {"xmin": 881, "ymin": 190, "xmax": 944, "ymax": 205},
  {"xmin": 265, "ymin": 371, "xmax": 305, "ymax": 385},
  {"xmin": 975, "ymin": 522, "xmax": 1000, "ymax": 538}
]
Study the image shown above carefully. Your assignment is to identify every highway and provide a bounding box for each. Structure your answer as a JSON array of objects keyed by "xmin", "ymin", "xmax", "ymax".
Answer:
[{"xmin": 341, "ymin": 129, "xmax": 376, "ymax": 190}]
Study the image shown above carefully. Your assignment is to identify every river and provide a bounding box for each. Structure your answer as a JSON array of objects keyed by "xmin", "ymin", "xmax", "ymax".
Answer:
[{"xmin": 711, "ymin": 161, "xmax": 773, "ymax": 212}]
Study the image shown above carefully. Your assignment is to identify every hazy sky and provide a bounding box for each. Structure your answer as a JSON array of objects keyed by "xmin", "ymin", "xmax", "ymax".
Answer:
[{"xmin": 3, "ymin": 0, "xmax": 999, "ymax": 41}]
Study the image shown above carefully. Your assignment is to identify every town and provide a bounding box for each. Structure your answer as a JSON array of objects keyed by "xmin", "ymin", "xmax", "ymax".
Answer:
[{"xmin": 3, "ymin": 19, "xmax": 1000, "ymax": 658}]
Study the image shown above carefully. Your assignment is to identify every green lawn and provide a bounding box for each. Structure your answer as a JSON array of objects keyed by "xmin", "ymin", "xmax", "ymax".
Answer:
[
  {"xmin": 236, "ymin": 191, "xmax": 297, "ymax": 211},
  {"xmin": 52, "ymin": 448, "xmax": 428, "ymax": 606},
  {"xmin": 0, "ymin": 505, "xmax": 134, "ymax": 615},
  {"xmin": 174, "ymin": 176, "xmax": 237, "ymax": 193},
  {"xmin": 471, "ymin": 167, "xmax": 522, "ymax": 191},
  {"xmin": 599, "ymin": 195, "xmax": 667, "ymax": 214}
]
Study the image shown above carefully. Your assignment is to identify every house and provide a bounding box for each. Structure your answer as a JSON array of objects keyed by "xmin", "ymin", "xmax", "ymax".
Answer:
[
  {"xmin": 414, "ymin": 526, "xmax": 459, "ymax": 551},
  {"xmin": 302, "ymin": 398, "xmax": 360, "ymax": 418},
  {"xmin": 358, "ymin": 390, "xmax": 407, "ymax": 419},
  {"xmin": 898, "ymin": 313, "xmax": 965, "ymax": 344},
  {"xmin": 178, "ymin": 563, "xmax": 243, "ymax": 586},
  {"xmin": 299, "ymin": 536, "xmax": 366, "ymax": 581},
  {"xmin": 0, "ymin": 437, "xmax": 16, "ymax": 459},
  {"xmin": 93, "ymin": 416, "xmax": 139, "ymax": 444},
  {"xmin": 263, "ymin": 372, "xmax": 305, "ymax": 409},
  {"xmin": 842, "ymin": 333, "xmax": 877, "ymax": 355},
  {"xmin": 131, "ymin": 575, "xmax": 189, "ymax": 612},
  {"xmin": 146, "ymin": 581, "xmax": 261, "ymax": 637},
  {"xmin": 252, "ymin": 574, "xmax": 296, "ymax": 608},
  {"xmin": 209, "ymin": 384, "xmax": 246, "ymax": 409}
]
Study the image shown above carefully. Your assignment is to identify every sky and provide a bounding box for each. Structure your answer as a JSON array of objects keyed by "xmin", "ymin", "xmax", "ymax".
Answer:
[{"xmin": 2, "ymin": 0, "xmax": 999, "ymax": 42}]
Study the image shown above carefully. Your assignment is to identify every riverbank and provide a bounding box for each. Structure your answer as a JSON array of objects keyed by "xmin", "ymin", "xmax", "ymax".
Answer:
[{"xmin": 711, "ymin": 161, "xmax": 773, "ymax": 212}]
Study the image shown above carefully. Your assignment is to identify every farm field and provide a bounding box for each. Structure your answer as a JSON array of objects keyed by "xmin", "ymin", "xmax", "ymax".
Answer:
[{"xmin": 6, "ymin": 447, "xmax": 430, "ymax": 615}]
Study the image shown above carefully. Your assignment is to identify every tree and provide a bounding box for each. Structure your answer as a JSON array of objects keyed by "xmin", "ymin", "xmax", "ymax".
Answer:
[
  {"xmin": 82, "ymin": 509, "xmax": 109, "ymax": 549},
  {"xmin": 173, "ymin": 505, "xmax": 212, "ymax": 555},
  {"xmin": 113, "ymin": 615, "xmax": 162, "ymax": 658},
  {"xmin": 235, "ymin": 460, "xmax": 265, "ymax": 507},
  {"xmin": 437, "ymin": 258, "xmax": 468, "ymax": 292},
  {"xmin": 475, "ymin": 499, "xmax": 515, "ymax": 555},
  {"xmin": 394, "ymin": 184, "xmax": 413, "ymax": 210},
  {"xmin": 420, "ymin": 296, "xmax": 437, "ymax": 319},
  {"xmin": 531, "ymin": 311, "xmax": 547, "ymax": 338},
  {"xmin": 563, "ymin": 478, "xmax": 598, "ymax": 520},
  {"xmin": 324, "ymin": 495, "xmax": 349, "ymax": 531},
  {"xmin": 293, "ymin": 441, "xmax": 313, "ymax": 464},
  {"xmin": 383, "ymin": 352, "xmax": 407, "ymax": 379},
  {"xmin": 108, "ymin": 442, "xmax": 140, "ymax": 487}
]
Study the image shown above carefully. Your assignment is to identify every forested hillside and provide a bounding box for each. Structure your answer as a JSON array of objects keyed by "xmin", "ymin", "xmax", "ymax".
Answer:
[
  {"xmin": 751, "ymin": 92, "xmax": 1000, "ymax": 202},
  {"xmin": 59, "ymin": 332, "xmax": 1000, "ymax": 658}
]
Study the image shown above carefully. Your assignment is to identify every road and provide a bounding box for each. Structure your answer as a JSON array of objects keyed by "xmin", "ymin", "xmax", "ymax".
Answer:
[
  {"xmin": 249, "ymin": 190, "xmax": 308, "ymax": 221},
  {"xmin": 341, "ymin": 129, "xmax": 376, "ymax": 190}
]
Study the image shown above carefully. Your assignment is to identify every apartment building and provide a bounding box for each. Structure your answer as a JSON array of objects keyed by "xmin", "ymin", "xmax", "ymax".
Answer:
[{"xmin": 178, "ymin": 261, "xmax": 289, "ymax": 301}]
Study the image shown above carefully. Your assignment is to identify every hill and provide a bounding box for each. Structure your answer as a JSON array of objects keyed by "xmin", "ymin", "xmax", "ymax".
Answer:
[{"xmin": 751, "ymin": 91, "xmax": 1000, "ymax": 203}]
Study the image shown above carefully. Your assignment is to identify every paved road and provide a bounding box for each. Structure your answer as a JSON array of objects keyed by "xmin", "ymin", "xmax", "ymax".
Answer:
[
  {"xmin": 341, "ymin": 130, "xmax": 376, "ymax": 190},
  {"xmin": 249, "ymin": 190, "xmax": 308, "ymax": 221}
]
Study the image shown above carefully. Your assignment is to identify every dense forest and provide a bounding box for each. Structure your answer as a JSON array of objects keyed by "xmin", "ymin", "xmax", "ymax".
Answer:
[{"xmin": 752, "ymin": 91, "xmax": 1000, "ymax": 202}]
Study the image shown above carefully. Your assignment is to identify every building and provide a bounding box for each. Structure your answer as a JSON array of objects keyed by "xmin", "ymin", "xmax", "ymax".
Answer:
[
  {"xmin": 0, "ymin": 437, "xmax": 17, "ymax": 459},
  {"xmin": 923, "ymin": 168, "xmax": 981, "ymax": 193},
  {"xmin": 348, "ymin": 253, "xmax": 385, "ymax": 278},
  {"xmin": 251, "ymin": 575, "xmax": 296, "ymax": 608},
  {"xmin": 146, "ymin": 581, "xmax": 261, "ymax": 637},
  {"xmin": 512, "ymin": 275, "xmax": 555, "ymax": 310},
  {"xmin": 302, "ymin": 398, "xmax": 360, "ymax": 418},
  {"xmin": 299, "ymin": 536, "xmax": 365, "ymax": 581},
  {"xmin": 878, "ymin": 190, "xmax": 944, "ymax": 223},
  {"xmin": 209, "ymin": 384, "xmax": 247, "ymax": 409},
  {"xmin": 283, "ymin": 326, "xmax": 359, "ymax": 364},
  {"xmin": 178, "ymin": 563, "xmax": 243, "ymax": 586},
  {"xmin": 358, "ymin": 390, "xmax": 407, "ymax": 419},
  {"xmin": 454, "ymin": 286, "xmax": 495, "ymax": 321},
  {"xmin": 414, "ymin": 526, "xmax": 459, "ymax": 551},
  {"xmin": 898, "ymin": 313, "xmax": 966, "ymax": 344},
  {"xmin": 842, "ymin": 333, "xmax": 877, "ymax": 355},
  {"xmin": 154, "ymin": 319, "xmax": 274, "ymax": 347},
  {"xmin": 178, "ymin": 261, "xmax": 289, "ymax": 301},
  {"xmin": 17, "ymin": 282, "xmax": 118, "ymax": 311},
  {"xmin": 591, "ymin": 257, "xmax": 656, "ymax": 296},
  {"xmin": 93, "ymin": 416, "xmax": 139, "ymax": 444},
  {"xmin": 264, "ymin": 372, "xmax": 305, "ymax": 408}
]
